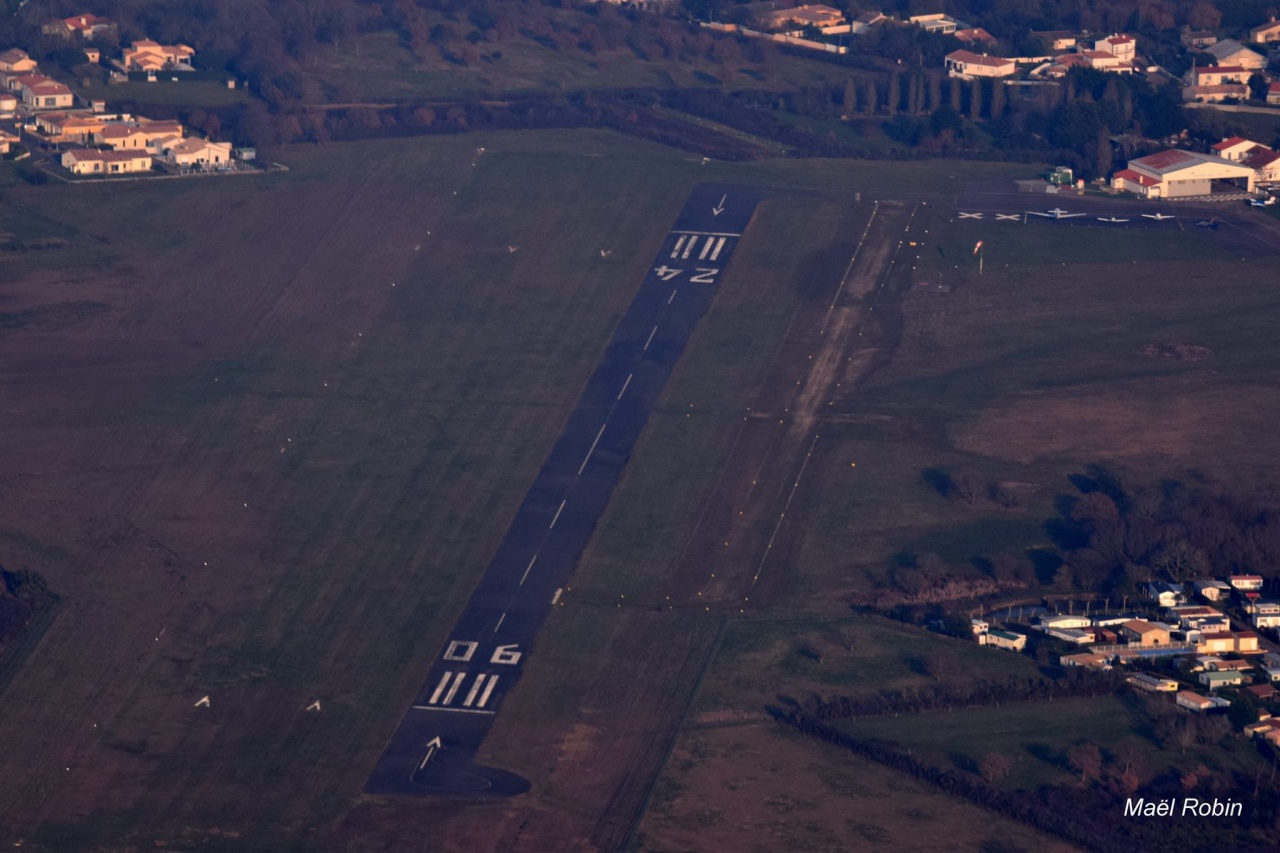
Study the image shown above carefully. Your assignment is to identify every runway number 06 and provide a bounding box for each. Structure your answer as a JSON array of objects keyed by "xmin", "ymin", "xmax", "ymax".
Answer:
[{"xmin": 491, "ymin": 644, "xmax": 522, "ymax": 665}]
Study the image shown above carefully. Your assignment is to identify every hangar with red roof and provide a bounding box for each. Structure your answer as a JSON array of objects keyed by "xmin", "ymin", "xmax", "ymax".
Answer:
[{"xmin": 1110, "ymin": 148, "xmax": 1256, "ymax": 198}]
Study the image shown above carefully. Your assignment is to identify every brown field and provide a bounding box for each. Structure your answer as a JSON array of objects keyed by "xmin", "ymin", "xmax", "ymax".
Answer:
[{"xmin": 634, "ymin": 721, "xmax": 1084, "ymax": 853}]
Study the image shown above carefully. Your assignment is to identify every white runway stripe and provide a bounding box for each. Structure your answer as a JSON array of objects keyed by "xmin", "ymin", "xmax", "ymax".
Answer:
[
  {"xmin": 670, "ymin": 236, "xmax": 686, "ymax": 258},
  {"xmin": 476, "ymin": 675, "xmax": 499, "ymax": 708},
  {"xmin": 681, "ymin": 236, "xmax": 697, "ymax": 259},
  {"xmin": 709, "ymin": 237, "xmax": 726, "ymax": 261},
  {"xmin": 428, "ymin": 672, "xmax": 452, "ymax": 704}
]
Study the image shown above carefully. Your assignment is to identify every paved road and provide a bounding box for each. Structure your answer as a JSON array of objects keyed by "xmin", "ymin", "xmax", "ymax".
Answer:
[{"xmin": 365, "ymin": 184, "xmax": 762, "ymax": 798}]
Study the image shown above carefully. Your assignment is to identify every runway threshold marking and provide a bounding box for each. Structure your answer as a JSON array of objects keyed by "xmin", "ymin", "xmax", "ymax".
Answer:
[{"xmin": 671, "ymin": 230, "xmax": 741, "ymax": 237}]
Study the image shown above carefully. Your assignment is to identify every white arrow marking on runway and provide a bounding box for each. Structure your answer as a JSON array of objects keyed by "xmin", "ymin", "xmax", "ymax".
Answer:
[
  {"xmin": 579, "ymin": 424, "xmax": 606, "ymax": 475},
  {"xmin": 418, "ymin": 736, "xmax": 443, "ymax": 770},
  {"xmin": 712, "ymin": 195, "xmax": 726, "ymax": 216}
]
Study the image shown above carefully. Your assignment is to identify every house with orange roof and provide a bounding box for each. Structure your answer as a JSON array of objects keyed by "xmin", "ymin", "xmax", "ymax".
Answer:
[
  {"xmin": 944, "ymin": 50, "xmax": 1015, "ymax": 79},
  {"xmin": 60, "ymin": 148, "xmax": 151, "ymax": 175},
  {"xmin": 122, "ymin": 40, "xmax": 195, "ymax": 72},
  {"xmin": 42, "ymin": 14, "xmax": 117, "ymax": 40},
  {"xmin": 0, "ymin": 48, "xmax": 37, "ymax": 74}
]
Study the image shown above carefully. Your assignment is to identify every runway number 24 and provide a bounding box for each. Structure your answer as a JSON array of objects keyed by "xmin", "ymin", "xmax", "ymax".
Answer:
[{"xmin": 443, "ymin": 640, "xmax": 522, "ymax": 665}]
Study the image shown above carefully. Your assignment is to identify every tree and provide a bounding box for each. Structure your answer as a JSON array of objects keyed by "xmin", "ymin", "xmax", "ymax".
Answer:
[
  {"xmin": 979, "ymin": 752, "xmax": 1014, "ymax": 783},
  {"xmin": 1249, "ymin": 73, "xmax": 1269, "ymax": 102},
  {"xmin": 1067, "ymin": 742, "xmax": 1102, "ymax": 784}
]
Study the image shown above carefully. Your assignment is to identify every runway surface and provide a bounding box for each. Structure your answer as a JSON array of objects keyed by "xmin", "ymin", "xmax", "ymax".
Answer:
[{"xmin": 365, "ymin": 184, "xmax": 762, "ymax": 798}]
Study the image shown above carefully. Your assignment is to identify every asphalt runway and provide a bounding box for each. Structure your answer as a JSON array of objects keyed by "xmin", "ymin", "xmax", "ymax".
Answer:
[{"xmin": 365, "ymin": 183, "xmax": 762, "ymax": 798}]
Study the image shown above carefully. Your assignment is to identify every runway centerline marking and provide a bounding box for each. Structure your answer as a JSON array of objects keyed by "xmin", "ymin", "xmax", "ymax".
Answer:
[
  {"xmin": 549, "ymin": 499, "xmax": 566, "ymax": 529},
  {"xmin": 617, "ymin": 373, "xmax": 632, "ymax": 400},
  {"xmin": 578, "ymin": 424, "xmax": 607, "ymax": 475},
  {"xmin": 668, "ymin": 289, "xmax": 677, "ymax": 304},
  {"xmin": 644, "ymin": 326, "xmax": 659, "ymax": 351},
  {"xmin": 493, "ymin": 613, "xmax": 506, "ymax": 633},
  {"xmin": 672, "ymin": 230, "xmax": 741, "ymax": 237},
  {"xmin": 519, "ymin": 555, "xmax": 537, "ymax": 586}
]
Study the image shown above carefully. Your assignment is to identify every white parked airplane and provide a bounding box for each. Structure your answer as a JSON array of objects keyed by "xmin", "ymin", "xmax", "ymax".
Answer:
[
  {"xmin": 1140, "ymin": 213, "xmax": 1176, "ymax": 221},
  {"xmin": 1028, "ymin": 208, "xmax": 1087, "ymax": 219},
  {"xmin": 1097, "ymin": 216, "xmax": 1129, "ymax": 223}
]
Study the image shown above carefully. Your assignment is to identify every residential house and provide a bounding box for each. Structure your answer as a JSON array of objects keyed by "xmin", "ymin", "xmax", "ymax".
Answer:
[
  {"xmin": 1146, "ymin": 581, "xmax": 1185, "ymax": 608},
  {"xmin": 1090, "ymin": 627, "xmax": 1119, "ymax": 644},
  {"xmin": 971, "ymin": 618, "xmax": 989, "ymax": 635},
  {"xmin": 43, "ymin": 14, "xmax": 117, "ymax": 41},
  {"xmin": 984, "ymin": 629, "xmax": 1026, "ymax": 651},
  {"xmin": 1235, "ymin": 631, "xmax": 1260, "ymax": 653},
  {"xmin": 1061, "ymin": 652, "xmax": 1112, "ymax": 669},
  {"xmin": 910, "ymin": 13, "xmax": 963, "ymax": 34},
  {"xmin": 944, "ymin": 50, "xmax": 1016, "ymax": 79},
  {"xmin": 1082, "ymin": 49, "xmax": 1133, "ymax": 72},
  {"xmin": 1121, "ymin": 620, "xmax": 1172, "ymax": 646},
  {"xmin": 1255, "ymin": 607, "xmax": 1280, "ymax": 627},
  {"xmin": 60, "ymin": 148, "xmax": 151, "ymax": 175},
  {"xmin": 1037, "ymin": 614, "xmax": 1093, "ymax": 630},
  {"xmin": 1263, "ymin": 667, "xmax": 1280, "ymax": 681},
  {"xmin": 158, "ymin": 137, "xmax": 231, "ymax": 168},
  {"xmin": 954, "ymin": 28, "xmax": 996, "ymax": 46},
  {"xmin": 0, "ymin": 48, "xmax": 37, "ymax": 74},
  {"xmin": 94, "ymin": 123, "xmax": 150, "ymax": 150},
  {"xmin": 1032, "ymin": 30, "xmax": 1080, "ymax": 51},
  {"xmin": 0, "ymin": 92, "xmax": 16, "ymax": 118},
  {"xmin": 1206, "ymin": 658, "xmax": 1252, "ymax": 671},
  {"xmin": 1199, "ymin": 669, "xmax": 1245, "ymax": 688},
  {"xmin": 1168, "ymin": 605, "xmax": 1225, "ymax": 629},
  {"xmin": 1249, "ymin": 18, "xmax": 1280, "ymax": 43},
  {"xmin": 1210, "ymin": 137, "xmax": 1265, "ymax": 162},
  {"xmin": 13, "ymin": 75, "xmax": 74, "ymax": 110},
  {"xmin": 1177, "ymin": 691, "xmax": 1231, "ymax": 712},
  {"xmin": 0, "ymin": 129, "xmax": 18, "ymax": 154},
  {"xmin": 849, "ymin": 11, "xmax": 888, "ymax": 34},
  {"xmin": 1202, "ymin": 40, "xmax": 1267, "ymax": 69},
  {"xmin": 1263, "ymin": 652, "xmax": 1280, "ymax": 668},
  {"xmin": 1246, "ymin": 683, "xmax": 1278, "ymax": 700},
  {"xmin": 83, "ymin": 48, "xmax": 100, "ymax": 64},
  {"xmin": 1229, "ymin": 574, "xmax": 1264, "ymax": 591},
  {"xmin": 122, "ymin": 40, "xmax": 195, "ymax": 72},
  {"xmin": 1181, "ymin": 30, "xmax": 1218, "ymax": 49},
  {"xmin": 1094, "ymin": 34, "xmax": 1136, "ymax": 63},
  {"xmin": 1193, "ymin": 66, "xmax": 1251, "ymax": 87},
  {"xmin": 1268, "ymin": 82, "xmax": 1280, "ymax": 105},
  {"xmin": 1198, "ymin": 631, "xmax": 1236, "ymax": 654},
  {"xmin": 1047, "ymin": 628, "xmax": 1095, "ymax": 644},
  {"xmin": 1128, "ymin": 673, "xmax": 1179, "ymax": 692},
  {"xmin": 1193, "ymin": 579, "xmax": 1231, "ymax": 601},
  {"xmin": 33, "ymin": 110, "xmax": 107, "ymax": 143},
  {"xmin": 1184, "ymin": 83, "xmax": 1251, "ymax": 102}
]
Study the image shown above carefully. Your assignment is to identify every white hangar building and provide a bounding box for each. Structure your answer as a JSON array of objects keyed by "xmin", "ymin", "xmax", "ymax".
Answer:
[{"xmin": 1111, "ymin": 148, "xmax": 1256, "ymax": 198}]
